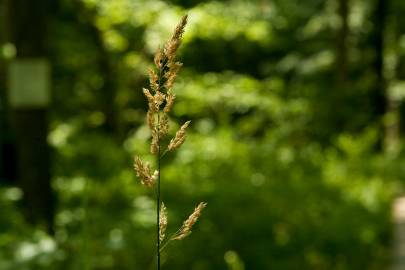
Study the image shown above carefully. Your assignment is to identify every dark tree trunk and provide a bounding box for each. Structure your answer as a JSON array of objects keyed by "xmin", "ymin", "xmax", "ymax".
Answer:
[{"xmin": 4, "ymin": 0, "xmax": 55, "ymax": 233}]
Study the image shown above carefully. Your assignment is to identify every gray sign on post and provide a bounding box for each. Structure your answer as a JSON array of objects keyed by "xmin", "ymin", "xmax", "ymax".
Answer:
[{"xmin": 8, "ymin": 59, "xmax": 50, "ymax": 108}]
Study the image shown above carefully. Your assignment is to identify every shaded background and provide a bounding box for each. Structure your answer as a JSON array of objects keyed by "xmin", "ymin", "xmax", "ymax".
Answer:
[{"xmin": 1, "ymin": 0, "xmax": 405, "ymax": 269}]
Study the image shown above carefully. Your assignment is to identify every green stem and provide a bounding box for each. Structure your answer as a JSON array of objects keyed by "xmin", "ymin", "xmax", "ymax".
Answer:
[
  {"xmin": 157, "ymin": 112, "xmax": 161, "ymax": 270},
  {"xmin": 159, "ymin": 239, "xmax": 171, "ymax": 253},
  {"xmin": 156, "ymin": 52, "xmax": 168, "ymax": 270},
  {"xmin": 159, "ymin": 228, "xmax": 181, "ymax": 252},
  {"xmin": 160, "ymin": 149, "xmax": 169, "ymax": 159}
]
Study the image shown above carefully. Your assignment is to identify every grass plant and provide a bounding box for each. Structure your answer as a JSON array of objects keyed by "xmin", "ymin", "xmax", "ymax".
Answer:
[{"xmin": 133, "ymin": 15, "xmax": 207, "ymax": 270}]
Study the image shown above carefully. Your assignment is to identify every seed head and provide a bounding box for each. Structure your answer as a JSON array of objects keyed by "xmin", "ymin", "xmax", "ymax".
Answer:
[
  {"xmin": 173, "ymin": 15, "xmax": 188, "ymax": 40},
  {"xmin": 143, "ymin": 88, "xmax": 156, "ymax": 111},
  {"xmin": 165, "ymin": 62, "xmax": 183, "ymax": 90},
  {"xmin": 154, "ymin": 48, "xmax": 164, "ymax": 69},
  {"xmin": 159, "ymin": 202, "xmax": 168, "ymax": 244},
  {"xmin": 172, "ymin": 202, "xmax": 207, "ymax": 240},
  {"xmin": 164, "ymin": 90, "xmax": 176, "ymax": 113},
  {"xmin": 146, "ymin": 110, "xmax": 155, "ymax": 130},
  {"xmin": 150, "ymin": 129, "xmax": 159, "ymax": 154},
  {"xmin": 153, "ymin": 91, "xmax": 165, "ymax": 111},
  {"xmin": 164, "ymin": 15, "xmax": 188, "ymax": 62},
  {"xmin": 168, "ymin": 121, "xmax": 191, "ymax": 151},
  {"xmin": 133, "ymin": 156, "xmax": 156, "ymax": 187},
  {"xmin": 159, "ymin": 113, "xmax": 170, "ymax": 137},
  {"xmin": 148, "ymin": 68, "xmax": 159, "ymax": 92}
]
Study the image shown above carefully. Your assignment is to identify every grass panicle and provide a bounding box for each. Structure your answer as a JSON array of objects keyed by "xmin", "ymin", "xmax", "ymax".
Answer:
[
  {"xmin": 133, "ymin": 156, "xmax": 157, "ymax": 187},
  {"xmin": 159, "ymin": 202, "xmax": 167, "ymax": 244},
  {"xmin": 172, "ymin": 202, "xmax": 207, "ymax": 241},
  {"xmin": 132, "ymin": 15, "xmax": 207, "ymax": 269}
]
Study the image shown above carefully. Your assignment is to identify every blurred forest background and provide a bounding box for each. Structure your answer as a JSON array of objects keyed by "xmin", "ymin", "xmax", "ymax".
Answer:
[{"xmin": 1, "ymin": 0, "xmax": 405, "ymax": 269}]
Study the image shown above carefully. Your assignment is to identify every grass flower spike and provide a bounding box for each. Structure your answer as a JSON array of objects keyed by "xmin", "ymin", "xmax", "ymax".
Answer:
[
  {"xmin": 134, "ymin": 156, "xmax": 156, "ymax": 187},
  {"xmin": 159, "ymin": 203, "xmax": 167, "ymax": 244},
  {"xmin": 168, "ymin": 120, "xmax": 191, "ymax": 151},
  {"xmin": 172, "ymin": 202, "xmax": 207, "ymax": 240},
  {"xmin": 132, "ymin": 15, "xmax": 207, "ymax": 269}
]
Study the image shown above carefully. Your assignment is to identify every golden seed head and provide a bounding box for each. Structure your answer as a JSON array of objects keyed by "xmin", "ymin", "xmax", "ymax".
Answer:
[
  {"xmin": 143, "ymin": 88, "xmax": 155, "ymax": 111},
  {"xmin": 146, "ymin": 110, "xmax": 155, "ymax": 130},
  {"xmin": 165, "ymin": 61, "xmax": 183, "ymax": 90},
  {"xmin": 172, "ymin": 15, "xmax": 188, "ymax": 41},
  {"xmin": 154, "ymin": 47, "xmax": 164, "ymax": 68},
  {"xmin": 164, "ymin": 15, "xmax": 188, "ymax": 62},
  {"xmin": 144, "ymin": 88, "xmax": 165, "ymax": 113},
  {"xmin": 153, "ymin": 91, "xmax": 165, "ymax": 111},
  {"xmin": 148, "ymin": 68, "xmax": 159, "ymax": 92},
  {"xmin": 133, "ymin": 156, "xmax": 156, "ymax": 187},
  {"xmin": 172, "ymin": 202, "xmax": 207, "ymax": 240},
  {"xmin": 150, "ymin": 129, "xmax": 159, "ymax": 154},
  {"xmin": 159, "ymin": 202, "xmax": 168, "ymax": 244},
  {"xmin": 165, "ymin": 40, "xmax": 180, "ymax": 62},
  {"xmin": 168, "ymin": 120, "xmax": 191, "ymax": 151},
  {"xmin": 164, "ymin": 90, "xmax": 176, "ymax": 113},
  {"xmin": 159, "ymin": 113, "xmax": 170, "ymax": 137}
]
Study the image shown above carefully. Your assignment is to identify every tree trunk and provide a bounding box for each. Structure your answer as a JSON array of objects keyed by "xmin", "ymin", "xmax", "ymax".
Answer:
[{"xmin": 4, "ymin": 0, "xmax": 55, "ymax": 233}]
